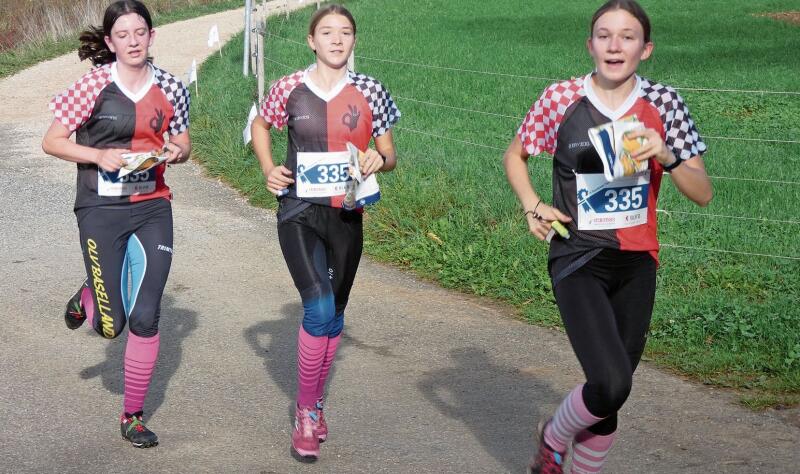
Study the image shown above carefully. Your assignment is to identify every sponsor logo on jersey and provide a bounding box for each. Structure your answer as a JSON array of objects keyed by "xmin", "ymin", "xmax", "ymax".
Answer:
[
  {"xmin": 568, "ymin": 140, "xmax": 591, "ymax": 150},
  {"xmin": 157, "ymin": 244, "xmax": 173, "ymax": 254},
  {"xmin": 149, "ymin": 108, "xmax": 166, "ymax": 133},
  {"xmin": 95, "ymin": 114, "xmax": 118, "ymax": 121},
  {"xmin": 86, "ymin": 238, "xmax": 116, "ymax": 338},
  {"xmin": 341, "ymin": 105, "xmax": 360, "ymax": 131},
  {"xmin": 292, "ymin": 115, "xmax": 311, "ymax": 121}
]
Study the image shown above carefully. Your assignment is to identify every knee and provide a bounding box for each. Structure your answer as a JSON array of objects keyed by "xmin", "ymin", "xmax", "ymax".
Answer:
[
  {"xmin": 93, "ymin": 314, "xmax": 125, "ymax": 339},
  {"xmin": 128, "ymin": 305, "xmax": 160, "ymax": 338},
  {"xmin": 327, "ymin": 311, "xmax": 344, "ymax": 337},
  {"xmin": 301, "ymin": 291, "xmax": 335, "ymax": 337},
  {"xmin": 587, "ymin": 374, "xmax": 632, "ymax": 416},
  {"xmin": 599, "ymin": 376, "xmax": 632, "ymax": 413}
]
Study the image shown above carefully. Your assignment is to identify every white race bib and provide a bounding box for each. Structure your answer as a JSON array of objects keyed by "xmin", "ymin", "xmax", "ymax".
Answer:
[
  {"xmin": 576, "ymin": 172, "xmax": 649, "ymax": 230},
  {"xmin": 295, "ymin": 151, "xmax": 352, "ymax": 198},
  {"xmin": 97, "ymin": 168, "xmax": 156, "ymax": 196}
]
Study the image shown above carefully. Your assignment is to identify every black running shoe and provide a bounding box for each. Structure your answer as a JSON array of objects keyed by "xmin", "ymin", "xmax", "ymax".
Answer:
[
  {"xmin": 63, "ymin": 280, "xmax": 89, "ymax": 330},
  {"xmin": 120, "ymin": 412, "xmax": 159, "ymax": 448}
]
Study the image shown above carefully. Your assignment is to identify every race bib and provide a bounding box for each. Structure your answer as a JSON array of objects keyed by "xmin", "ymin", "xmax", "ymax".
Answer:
[
  {"xmin": 295, "ymin": 151, "xmax": 352, "ymax": 198},
  {"xmin": 576, "ymin": 172, "xmax": 649, "ymax": 230},
  {"xmin": 97, "ymin": 168, "xmax": 156, "ymax": 196}
]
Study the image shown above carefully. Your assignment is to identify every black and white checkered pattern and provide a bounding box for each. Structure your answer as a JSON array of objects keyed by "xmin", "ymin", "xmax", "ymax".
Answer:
[
  {"xmin": 640, "ymin": 78, "xmax": 706, "ymax": 160},
  {"xmin": 349, "ymin": 72, "xmax": 400, "ymax": 137},
  {"xmin": 154, "ymin": 66, "xmax": 190, "ymax": 135}
]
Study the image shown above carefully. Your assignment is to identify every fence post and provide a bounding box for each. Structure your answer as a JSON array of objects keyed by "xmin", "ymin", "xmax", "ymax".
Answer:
[
  {"xmin": 257, "ymin": 3, "xmax": 266, "ymax": 104},
  {"xmin": 250, "ymin": 3, "xmax": 258, "ymax": 74},
  {"xmin": 243, "ymin": 0, "xmax": 251, "ymax": 76}
]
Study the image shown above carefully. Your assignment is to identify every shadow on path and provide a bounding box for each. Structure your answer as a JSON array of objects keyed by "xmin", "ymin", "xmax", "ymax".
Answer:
[
  {"xmin": 418, "ymin": 346, "xmax": 559, "ymax": 472},
  {"xmin": 79, "ymin": 294, "xmax": 198, "ymax": 419}
]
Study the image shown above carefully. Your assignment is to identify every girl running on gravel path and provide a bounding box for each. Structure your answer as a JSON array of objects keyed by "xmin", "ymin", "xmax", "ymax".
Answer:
[
  {"xmin": 504, "ymin": 1, "xmax": 712, "ymax": 472},
  {"xmin": 250, "ymin": 4, "xmax": 400, "ymax": 460},
  {"xmin": 42, "ymin": 0, "xmax": 191, "ymax": 448}
]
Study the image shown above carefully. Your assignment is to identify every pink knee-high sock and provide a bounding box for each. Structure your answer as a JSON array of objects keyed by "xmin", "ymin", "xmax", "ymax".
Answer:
[
  {"xmin": 315, "ymin": 334, "xmax": 341, "ymax": 401},
  {"xmin": 571, "ymin": 429, "xmax": 616, "ymax": 473},
  {"xmin": 123, "ymin": 332, "xmax": 160, "ymax": 415},
  {"xmin": 80, "ymin": 286, "xmax": 95, "ymax": 328},
  {"xmin": 297, "ymin": 327, "xmax": 327, "ymax": 407},
  {"xmin": 544, "ymin": 384, "xmax": 604, "ymax": 453}
]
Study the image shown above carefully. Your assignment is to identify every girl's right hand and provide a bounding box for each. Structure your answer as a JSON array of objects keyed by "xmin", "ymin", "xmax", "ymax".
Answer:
[
  {"xmin": 94, "ymin": 148, "xmax": 128, "ymax": 172},
  {"xmin": 525, "ymin": 203, "xmax": 572, "ymax": 241},
  {"xmin": 266, "ymin": 165, "xmax": 295, "ymax": 196}
]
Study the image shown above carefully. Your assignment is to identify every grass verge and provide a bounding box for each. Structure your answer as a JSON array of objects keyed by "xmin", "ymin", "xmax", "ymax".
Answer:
[
  {"xmin": 190, "ymin": 0, "xmax": 800, "ymax": 408},
  {"xmin": 0, "ymin": 0, "xmax": 243, "ymax": 78}
]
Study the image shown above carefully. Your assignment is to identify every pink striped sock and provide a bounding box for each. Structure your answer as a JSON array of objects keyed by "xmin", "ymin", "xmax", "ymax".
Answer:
[
  {"xmin": 571, "ymin": 429, "xmax": 616, "ymax": 473},
  {"xmin": 544, "ymin": 384, "xmax": 603, "ymax": 453},
  {"xmin": 297, "ymin": 327, "xmax": 327, "ymax": 407},
  {"xmin": 80, "ymin": 286, "xmax": 95, "ymax": 328},
  {"xmin": 123, "ymin": 332, "xmax": 160, "ymax": 415},
  {"xmin": 315, "ymin": 334, "xmax": 341, "ymax": 400}
]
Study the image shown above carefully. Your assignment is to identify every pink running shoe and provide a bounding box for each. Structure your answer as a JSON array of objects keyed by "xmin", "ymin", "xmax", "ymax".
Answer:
[
  {"xmin": 315, "ymin": 399, "xmax": 328, "ymax": 442},
  {"xmin": 528, "ymin": 419, "xmax": 564, "ymax": 474},
  {"xmin": 292, "ymin": 405, "xmax": 320, "ymax": 458}
]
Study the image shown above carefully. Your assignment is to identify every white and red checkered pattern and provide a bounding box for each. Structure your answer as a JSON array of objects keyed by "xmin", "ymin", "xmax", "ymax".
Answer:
[
  {"xmin": 260, "ymin": 70, "xmax": 304, "ymax": 130},
  {"xmin": 349, "ymin": 72, "xmax": 400, "ymax": 137},
  {"xmin": 49, "ymin": 64, "xmax": 113, "ymax": 133},
  {"xmin": 639, "ymin": 78, "xmax": 706, "ymax": 161},
  {"xmin": 517, "ymin": 78, "xmax": 585, "ymax": 157}
]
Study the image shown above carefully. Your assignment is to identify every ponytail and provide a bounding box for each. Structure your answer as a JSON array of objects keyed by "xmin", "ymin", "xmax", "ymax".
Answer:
[{"xmin": 78, "ymin": 26, "xmax": 115, "ymax": 66}]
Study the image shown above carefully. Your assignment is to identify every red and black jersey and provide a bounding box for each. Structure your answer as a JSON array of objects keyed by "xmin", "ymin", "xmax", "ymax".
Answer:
[
  {"xmin": 517, "ymin": 74, "xmax": 706, "ymax": 284},
  {"xmin": 49, "ymin": 62, "xmax": 190, "ymax": 210},
  {"xmin": 260, "ymin": 65, "xmax": 400, "ymax": 221}
]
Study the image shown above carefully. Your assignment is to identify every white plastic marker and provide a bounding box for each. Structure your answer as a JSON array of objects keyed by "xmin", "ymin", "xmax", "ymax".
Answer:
[
  {"xmin": 208, "ymin": 24, "xmax": 222, "ymax": 56},
  {"xmin": 186, "ymin": 59, "xmax": 198, "ymax": 95},
  {"xmin": 243, "ymin": 103, "xmax": 258, "ymax": 145}
]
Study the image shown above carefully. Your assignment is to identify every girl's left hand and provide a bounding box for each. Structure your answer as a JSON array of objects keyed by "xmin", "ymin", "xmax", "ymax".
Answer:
[
  {"xmin": 164, "ymin": 141, "xmax": 187, "ymax": 164},
  {"xmin": 626, "ymin": 128, "xmax": 675, "ymax": 167},
  {"xmin": 358, "ymin": 148, "xmax": 384, "ymax": 178}
]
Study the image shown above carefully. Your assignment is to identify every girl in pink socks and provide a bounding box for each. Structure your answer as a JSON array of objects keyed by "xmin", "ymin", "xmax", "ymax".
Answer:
[
  {"xmin": 503, "ymin": 1, "xmax": 712, "ymax": 472},
  {"xmin": 42, "ymin": 0, "xmax": 191, "ymax": 448},
  {"xmin": 250, "ymin": 4, "xmax": 399, "ymax": 460}
]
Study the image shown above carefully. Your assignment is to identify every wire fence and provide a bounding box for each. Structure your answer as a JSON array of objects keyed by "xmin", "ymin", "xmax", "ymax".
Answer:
[{"xmin": 260, "ymin": 22, "xmax": 799, "ymax": 261}]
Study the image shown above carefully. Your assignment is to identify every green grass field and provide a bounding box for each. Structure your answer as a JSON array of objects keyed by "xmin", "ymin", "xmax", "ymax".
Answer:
[{"xmin": 190, "ymin": 0, "xmax": 800, "ymax": 408}]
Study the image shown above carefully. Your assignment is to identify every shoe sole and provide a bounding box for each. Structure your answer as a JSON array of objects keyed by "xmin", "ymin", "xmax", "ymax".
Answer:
[
  {"xmin": 292, "ymin": 445, "xmax": 319, "ymax": 458},
  {"xmin": 123, "ymin": 436, "xmax": 159, "ymax": 448}
]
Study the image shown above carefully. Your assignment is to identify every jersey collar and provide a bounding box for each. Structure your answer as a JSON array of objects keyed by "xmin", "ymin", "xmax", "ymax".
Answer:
[
  {"xmin": 583, "ymin": 73, "xmax": 642, "ymax": 121},
  {"xmin": 302, "ymin": 64, "xmax": 352, "ymax": 102},
  {"xmin": 110, "ymin": 61, "xmax": 155, "ymax": 103}
]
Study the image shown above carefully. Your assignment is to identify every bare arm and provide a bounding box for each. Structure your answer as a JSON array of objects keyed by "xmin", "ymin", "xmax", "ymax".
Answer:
[
  {"xmin": 250, "ymin": 115, "xmax": 294, "ymax": 195},
  {"xmin": 361, "ymin": 129, "xmax": 397, "ymax": 177},
  {"xmin": 164, "ymin": 131, "xmax": 191, "ymax": 164},
  {"xmin": 41, "ymin": 120, "xmax": 126, "ymax": 172},
  {"xmin": 628, "ymin": 128, "xmax": 713, "ymax": 207},
  {"xmin": 665, "ymin": 156, "xmax": 712, "ymax": 207},
  {"xmin": 503, "ymin": 136, "xmax": 571, "ymax": 241}
]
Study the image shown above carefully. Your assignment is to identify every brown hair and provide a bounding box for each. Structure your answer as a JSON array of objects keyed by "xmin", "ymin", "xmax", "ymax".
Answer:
[
  {"xmin": 590, "ymin": 0, "xmax": 651, "ymax": 43},
  {"xmin": 308, "ymin": 4, "xmax": 356, "ymax": 36},
  {"xmin": 78, "ymin": 0, "xmax": 153, "ymax": 66}
]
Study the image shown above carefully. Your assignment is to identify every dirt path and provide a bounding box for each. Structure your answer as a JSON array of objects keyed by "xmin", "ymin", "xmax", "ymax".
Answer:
[{"xmin": 0, "ymin": 4, "xmax": 797, "ymax": 473}]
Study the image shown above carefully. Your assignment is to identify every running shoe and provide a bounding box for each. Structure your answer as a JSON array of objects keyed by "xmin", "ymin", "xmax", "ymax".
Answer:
[
  {"xmin": 120, "ymin": 411, "xmax": 159, "ymax": 448},
  {"xmin": 528, "ymin": 419, "xmax": 564, "ymax": 474},
  {"xmin": 315, "ymin": 398, "xmax": 328, "ymax": 442},
  {"xmin": 63, "ymin": 280, "xmax": 89, "ymax": 330},
  {"xmin": 292, "ymin": 405, "xmax": 320, "ymax": 458}
]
